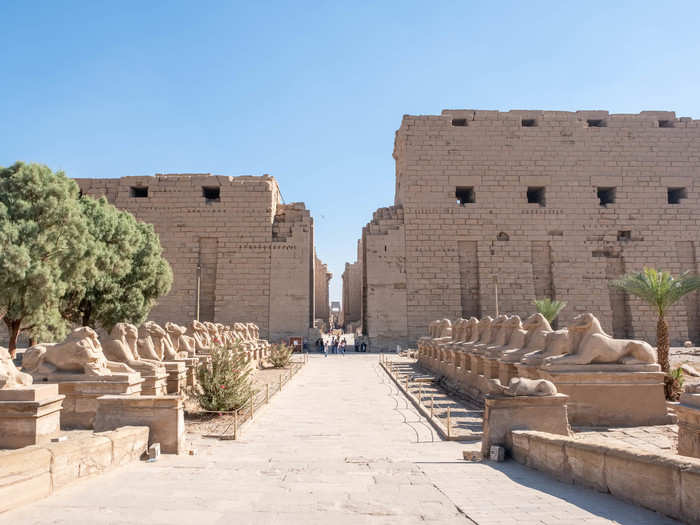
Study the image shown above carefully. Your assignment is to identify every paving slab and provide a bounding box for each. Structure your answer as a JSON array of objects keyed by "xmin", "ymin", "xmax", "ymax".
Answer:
[{"xmin": 0, "ymin": 354, "xmax": 678, "ymax": 524}]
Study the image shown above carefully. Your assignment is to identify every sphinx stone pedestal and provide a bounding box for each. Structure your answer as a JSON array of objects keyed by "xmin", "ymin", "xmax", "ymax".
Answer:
[
  {"xmin": 34, "ymin": 373, "xmax": 143, "ymax": 429},
  {"xmin": 94, "ymin": 395, "xmax": 184, "ymax": 454},
  {"xmin": 498, "ymin": 362, "xmax": 519, "ymax": 386},
  {"xmin": 140, "ymin": 370, "xmax": 168, "ymax": 397},
  {"xmin": 175, "ymin": 357, "xmax": 199, "ymax": 388},
  {"xmin": 540, "ymin": 364, "xmax": 671, "ymax": 427},
  {"xmin": 0, "ymin": 385, "xmax": 65, "ymax": 449},
  {"xmin": 481, "ymin": 393, "xmax": 571, "ymax": 457},
  {"xmin": 482, "ymin": 357, "xmax": 501, "ymax": 379},
  {"xmin": 515, "ymin": 363, "xmax": 545, "ymax": 380},
  {"xmin": 162, "ymin": 361, "xmax": 187, "ymax": 394},
  {"xmin": 470, "ymin": 355, "xmax": 484, "ymax": 376},
  {"xmin": 676, "ymin": 392, "xmax": 700, "ymax": 459}
]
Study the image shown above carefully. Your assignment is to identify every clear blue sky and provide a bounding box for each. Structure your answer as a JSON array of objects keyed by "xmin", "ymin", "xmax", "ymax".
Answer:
[{"xmin": 2, "ymin": 1, "xmax": 700, "ymax": 301}]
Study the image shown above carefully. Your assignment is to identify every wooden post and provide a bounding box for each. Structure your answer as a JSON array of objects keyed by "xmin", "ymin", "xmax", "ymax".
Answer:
[
  {"xmin": 430, "ymin": 396, "xmax": 434, "ymax": 418},
  {"xmin": 279, "ymin": 373, "xmax": 282, "ymax": 391},
  {"xmin": 266, "ymin": 383, "xmax": 269, "ymax": 404},
  {"xmin": 418, "ymin": 385, "xmax": 422, "ymax": 405},
  {"xmin": 447, "ymin": 407, "xmax": 451, "ymax": 438},
  {"xmin": 233, "ymin": 410, "xmax": 238, "ymax": 440}
]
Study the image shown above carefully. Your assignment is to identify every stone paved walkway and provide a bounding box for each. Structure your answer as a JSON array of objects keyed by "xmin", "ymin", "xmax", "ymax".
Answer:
[{"xmin": 0, "ymin": 355, "xmax": 677, "ymax": 524}]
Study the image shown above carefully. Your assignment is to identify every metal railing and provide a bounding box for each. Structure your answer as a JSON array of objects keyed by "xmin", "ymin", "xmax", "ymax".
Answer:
[
  {"xmin": 380, "ymin": 353, "xmax": 453, "ymax": 438},
  {"xmin": 202, "ymin": 352, "xmax": 308, "ymax": 440}
]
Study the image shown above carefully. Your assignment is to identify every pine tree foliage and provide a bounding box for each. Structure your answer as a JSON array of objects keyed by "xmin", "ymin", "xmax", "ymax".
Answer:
[
  {"xmin": 193, "ymin": 344, "xmax": 254, "ymax": 411},
  {"xmin": 61, "ymin": 196, "xmax": 173, "ymax": 330},
  {"xmin": 0, "ymin": 162, "xmax": 91, "ymax": 354},
  {"xmin": 0, "ymin": 162, "xmax": 173, "ymax": 354}
]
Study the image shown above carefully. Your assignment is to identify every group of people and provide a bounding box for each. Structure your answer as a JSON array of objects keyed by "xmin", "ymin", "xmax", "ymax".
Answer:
[
  {"xmin": 316, "ymin": 336, "xmax": 368, "ymax": 356},
  {"xmin": 322, "ymin": 336, "xmax": 346, "ymax": 356}
]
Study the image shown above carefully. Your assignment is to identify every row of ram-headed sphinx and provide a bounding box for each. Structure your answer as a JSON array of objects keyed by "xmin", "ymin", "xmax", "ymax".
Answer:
[
  {"xmin": 417, "ymin": 312, "xmax": 670, "ymax": 426},
  {"xmin": 4, "ymin": 319, "xmax": 270, "ymax": 394}
]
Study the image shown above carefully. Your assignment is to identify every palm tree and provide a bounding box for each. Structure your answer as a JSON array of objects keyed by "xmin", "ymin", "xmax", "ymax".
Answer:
[
  {"xmin": 533, "ymin": 298, "xmax": 567, "ymax": 324},
  {"xmin": 610, "ymin": 268, "xmax": 700, "ymax": 374}
]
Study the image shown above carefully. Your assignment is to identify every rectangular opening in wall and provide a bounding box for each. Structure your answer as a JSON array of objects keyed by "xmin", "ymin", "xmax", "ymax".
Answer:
[
  {"xmin": 451, "ymin": 118, "xmax": 467, "ymax": 127},
  {"xmin": 668, "ymin": 187, "xmax": 687, "ymax": 204},
  {"xmin": 597, "ymin": 187, "xmax": 616, "ymax": 206},
  {"xmin": 527, "ymin": 186, "xmax": 545, "ymax": 206},
  {"xmin": 130, "ymin": 186, "xmax": 148, "ymax": 198},
  {"xmin": 202, "ymin": 186, "xmax": 220, "ymax": 202},
  {"xmin": 659, "ymin": 120, "xmax": 675, "ymax": 128},
  {"xmin": 521, "ymin": 118, "xmax": 537, "ymax": 127},
  {"xmin": 587, "ymin": 119, "xmax": 606, "ymax": 127},
  {"xmin": 456, "ymin": 186, "xmax": 475, "ymax": 205},
  {"xmin": 617, "ymin": 230, "xmax": 631, "ymax": 241}
]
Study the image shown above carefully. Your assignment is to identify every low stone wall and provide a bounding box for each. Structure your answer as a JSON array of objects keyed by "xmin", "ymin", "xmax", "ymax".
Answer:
[
  {"xmin": 94, "ymin": 395, "xmax": 184, "ymax": 454},
  {"xmin": 0, "ymin": 426, "xmax": 148, "ymax": 513},
  {"xmin": 511, "ymin": 430, "xmax": 700, "ymax": 524}
]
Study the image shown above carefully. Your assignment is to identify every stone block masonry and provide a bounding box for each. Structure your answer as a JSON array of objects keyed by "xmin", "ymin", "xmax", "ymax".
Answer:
[
  {"xmin": 314, "ymin": 252, "xmax": 332, "ymax": 323},
  {"xmin": 353, "ymin": 110, "xmax": 700, "ymax": 348},
  {"xmin": 77, "ymin": 174, "xmax": 327, "ymax": 342},
  {"xmin": 0, "ymin": 426, "xmax": 148, "ymax": 513},
  {"xmin": 341, "ymin": 239, "xmax": 362, "ymax": 329}
]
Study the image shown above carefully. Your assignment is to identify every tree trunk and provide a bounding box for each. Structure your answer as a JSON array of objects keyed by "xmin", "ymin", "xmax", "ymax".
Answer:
[
  {"xmin": 657, "ymin": 315, "xmax": 670, "ymax": 372},
  {"xmin": 4, "ymin": 318, "xmax": 21, "ymax": 359},
  {"xmin": 657, "ymin": 315, "xmax": 675, "ymax": 399},
  {"xmin": 80, "ymin": 299, "xmax": 92, "ymax": 328}
]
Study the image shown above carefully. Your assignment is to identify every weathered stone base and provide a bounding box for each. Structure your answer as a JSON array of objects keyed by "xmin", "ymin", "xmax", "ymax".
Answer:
[
  {"xmin": 0, "ymin": 385, "xmax": 65, "ymax": 449},
  {"xmin": 511, "ymin": 430, "xmax": 700, "ymax": 524},
  {"xmin": 94, "ymin": 395, "xmax": 184, "ymax": 454},
  {"xmin": 162, "ymin": 361, "xmax": 186, "ymax": 394},
  {"xmin": 676, "ymin": 393, "xmax": 700, "ymax": 459},
  {"xmin": 482, "ymin": 357, "xmax": 500, "ymax": 379},
  {"xmin": 539, "ymin": 366, "xmax": 671, "ymax": 426},
  {"xmin": 498, "ymin": 361, "xmax": 518, "ymax": 386},
  {"xmin": 481, "ymin": 394, "xmax": 571, "ymax": 456},
  {"xmin": 32, "ymin": 373, "xmax": 143, "ymax": 429},
  {"xmin": 0, "ymin": 426, "xmax": 148, "ymax": 513},
  {"xmin": 140, "ymin": 372, "xmax": 168, "ymax": 396},
  {"xmin": 175, "ymin": 357, "xmax": 199, "ymax": 387},
  {"xmin": 514, "ymin": 363, "xmax": 544, "ymax": 379}
]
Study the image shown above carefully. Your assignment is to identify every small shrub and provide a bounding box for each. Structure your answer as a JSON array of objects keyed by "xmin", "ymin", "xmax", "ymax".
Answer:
[
  {"xmin": 269, "ymin": 343, "xmax": 293, "ymax": 368},
  {"xmin": 192, "ymin": 343, "xmax": 253, "ymax": 411},
  {"xmin": 669, "ymin": 367, "xmax": 685, "ymax": 401},
  {"xmin": 533, "ymin": 298, "xmax": 567, "ymax": 324}
]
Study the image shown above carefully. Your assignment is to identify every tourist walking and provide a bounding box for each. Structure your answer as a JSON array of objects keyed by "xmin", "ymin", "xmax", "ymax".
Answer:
[
  {"xmin": 321, "ymin": 339, "xmax": 327, "ymax": 357},
  {"xmin": 330, "ymin": 337, "xmax": 338, "ymax": 355},
  {"xmin": 360, "ymin": 340, "xmax": 367, "ymax": 352},
  {"xmin": 339, "ymin": 339, "xmax": 346, "ymax": 355}
]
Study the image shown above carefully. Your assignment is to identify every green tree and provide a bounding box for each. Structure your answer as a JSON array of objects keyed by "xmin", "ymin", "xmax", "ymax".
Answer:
[
  {"xmin": 61, "ymin": 196, "xmax": 172, "ymax": 330},
  {"xmin": 0, "ymin": 162, "xmax": 91, "ymax": 356},
  {"xmin": 610, "ymin": 268, "xmax": 700, "ymax": 393},
  {"xmin": 112, "ymin": 221, "xmax": 172, "ymax": 328},
  {"xmin": 533, "ymin": 298, "xmax": 567, "ymax": 324}
]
